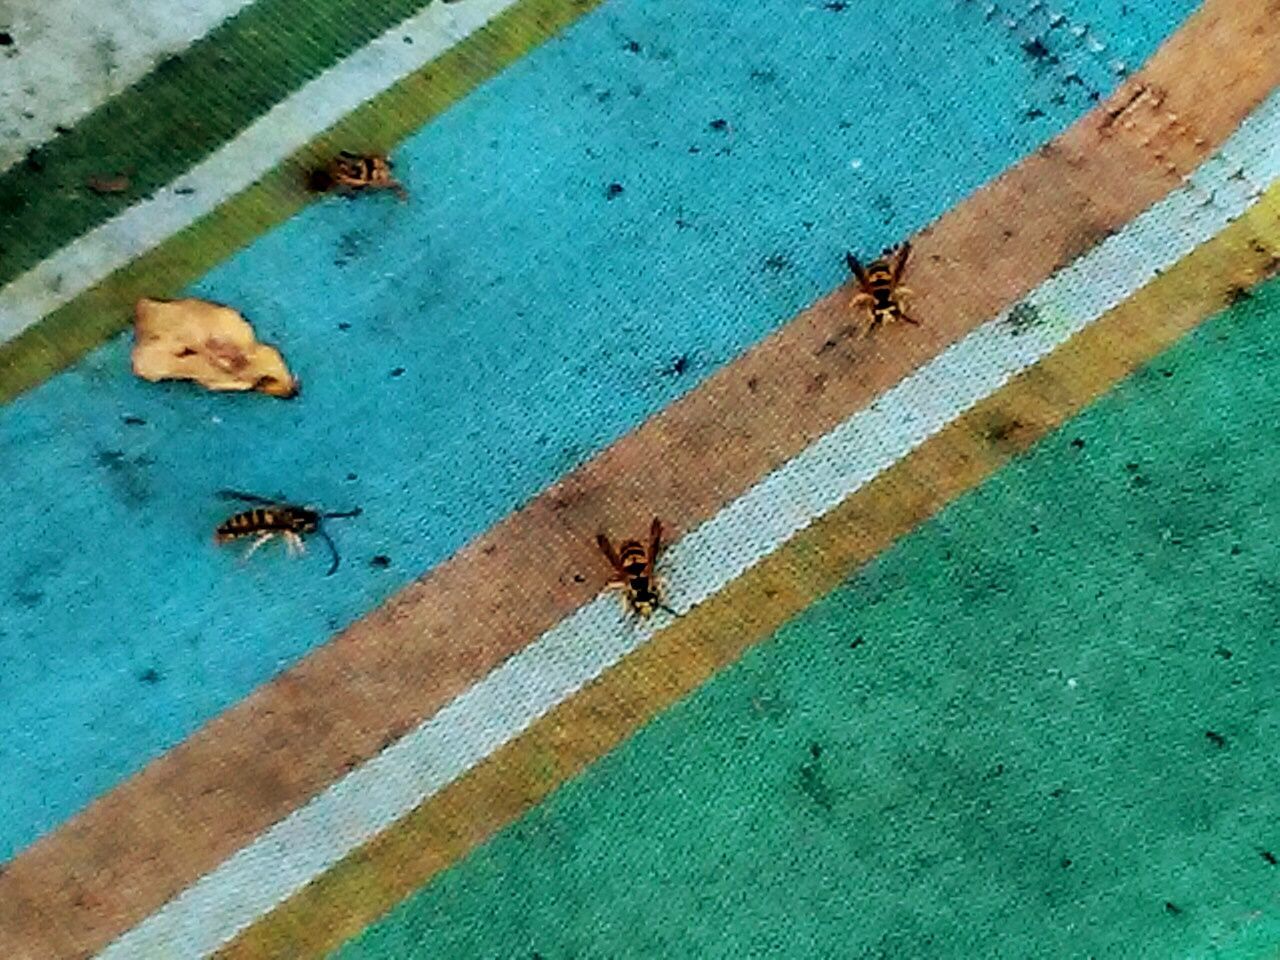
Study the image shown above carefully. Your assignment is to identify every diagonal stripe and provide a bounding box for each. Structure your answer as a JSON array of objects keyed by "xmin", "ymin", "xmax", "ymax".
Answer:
[
  {"xmin": 108, "ymin": 97, "xmax": 1280, "ymax": 959},
  {"xmin": 0, "ymin": 0, "xmax": 607, "ymax": 403},
  {"xmin": 0, "ymin": 0, "xmax": 520, "ymax": 342},
  {"xmin": 231, "ymin": 189, "xmax": 1280, "ymax": 960},
  {"xmin": 0, "ymin": 6, "xmax": 1272, "ymax": 956},
  {"xmin": 0, "ymin": 0, "xmax": 257, "ymax": 174}
]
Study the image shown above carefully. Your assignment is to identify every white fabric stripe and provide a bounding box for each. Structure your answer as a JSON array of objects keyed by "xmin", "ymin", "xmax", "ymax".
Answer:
[
  {"xmin": 99, "ymin": 92, "xmax": 1280, "ymax": 959},
  {"xmin": 0, "ymin": 0, "xmax": 523, "ymax": 345},
  {"xmin": 0, "ymin": 0, "xmax": 257, "ymax": 174}
]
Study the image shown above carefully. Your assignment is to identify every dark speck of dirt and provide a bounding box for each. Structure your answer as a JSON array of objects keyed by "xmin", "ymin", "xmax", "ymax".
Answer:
[
  {"xmin": 605, "ymin": 182, "xmax": 624, "ymax": 200},
  {"xmin": 1005, "ymin": 301, "xmax": 1043, "ymax": 335},
  {"xmin": 1262, "ymin": 850, "xmax": 1277, "ymax": 866},
  {"xmin": 1024, "ymin": 107, "xmax": 1046, "ymax": 121},
  {"xmin": 709, "ymin": 118, "xmax": 728, "ymax": 131},
  {"xmin": 346, "ymin": 472, "xmax": 358, "ymax": 481},
  {"xmin": 1070, "ymin": 438, "xmax": 1085, "ymax": 449},
  {"xmin": 1030, "ymin": 524, "xmax": 1039, "ymax": 534},
  {"xmin": 0, "ymin": 32, "xmax": 13, "ymax": 46},
  {"xmin": 749, "ymin": 67, "xmax": 776, "ymax": 84},
  {"xmin": 1229, "ymin": 544, "xmax": 1242, "ymax": 557},
  {"xmin": 849, "ymin": 635, "xmax": 864, "ymax": 650},
  {"xmin": 1049, "ymin": 787, "xmax": 1066, "ymax": 799},
  {"xmin": 138, "ymin": 668, "xmax": 162, "ymax": 684},
  {"xmin": 122, "ymin": 415, "xmax": 146, "ymax": 426},
  {"xmin": 97, "ymin": 450, "xmax": 126, "ymax": 468},
  {"xmin": 809, "ymin": 742, "xmax": 822, "ymax": 759},
  {"xmin": 370, "ymin": 555, "xmax": 391, "ymax": 569},
  {"xmin": 763, "ymin": 253, "xmax": 789, "ymax": 272},
  {"xmin": 337, "ymin": 322, "xmax": 351, "ymax": 331},
  {"xmin": 824, "ymin": 1, "xmax": 849, "ymax": 10},
  {"xmin": 1227, "ymin": 286, "xmax": 1253, "ymax": 306},
  {"xmin": 1021, "ymin": 38, "xmax": 1056, "ymax": 62},
  {"xmin": 661, "ymin": 354, "xmax": 689, "ymax": 377},
  {"xmin": 746, "ymin": 376, "xmax": 760, "ymax": 393},
  {"xmin": 174, "ymin": 186, "xmax": 196, "ymax": 195},
  {"xmin": 390, "ymin": 367, "xmax": 405, "ymax": 378},
  {"xmin": 1205, "ymin": 730, "xmax": 1227, "ymax": 749},
  {"xmin": 14, "ymin": 589, "xmax": 43, "ymax": 608},
  {"xmin": 799, "ymin": 757, "xmax": 834, "ymax": 810},
  {"xmin": 1061, "ymin": 858, "xmax": 1073, "ymax": 869},
  {"xmin": 623, "ymin": 39, "xmax": 641, "ymax": 53},
  {"xmin": 1158, "ymin": 368, "xmax": 1174, "ymax": 378},
  {"xmin": 1214, "ymin": 646, "xmax": 1233, "ymax": 660},
  {"xmin": 572, "ymin": 573, "xmax": 585, "ymax": 584},
  {"xmin": 1164, "ymin": 901, "xmax": 1183, "ymax": 916}
]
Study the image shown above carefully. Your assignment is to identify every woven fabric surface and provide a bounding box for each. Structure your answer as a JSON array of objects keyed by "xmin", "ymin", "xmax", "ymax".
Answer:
[{"xmin": 0, "ymin": 0, "xmax": 1277, "ymax": 957}]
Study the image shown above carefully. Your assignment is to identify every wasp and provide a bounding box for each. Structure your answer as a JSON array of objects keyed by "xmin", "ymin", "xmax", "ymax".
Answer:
[
  {"xmin": 596, "ymin": 517, "xmax": 678, "ymax": 618},
  {"xmin": 845, "ymin": 241, "xmax": 918, "ymax": 336},
  {"xmin": 308, "ymin": 151, "xmax": 407, "ymax": 200},
  {"xmin": 214, "ymin": 490, "xmax": 362, "ymax": 576}
]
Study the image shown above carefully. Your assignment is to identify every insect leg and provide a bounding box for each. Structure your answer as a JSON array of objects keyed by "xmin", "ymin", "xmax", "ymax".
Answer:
[{"xmin": 243, "ymin": 532, "xmax": 276, "ymax": 561}]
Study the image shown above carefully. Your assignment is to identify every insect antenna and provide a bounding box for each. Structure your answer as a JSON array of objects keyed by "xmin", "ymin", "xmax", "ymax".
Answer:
[
  {"xmin": 321, "ymin": 507, "xmax": 363, "ymax": 519},
  {"xmin": 658, "ymin": 602, "xmax": 681, "ymax": 618},
  {"xmin": 314, "ymin": 526, "xmax": 342, "ymax": 576}
]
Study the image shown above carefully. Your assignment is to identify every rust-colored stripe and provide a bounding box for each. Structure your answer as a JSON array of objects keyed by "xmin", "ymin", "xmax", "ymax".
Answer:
[
  {"xmin": 221, "ymin": 184, "xmax": 1280, "ymax": 960},
  {"xmin": 0, "ymin": 2, "xmax": 1274, "ymax": 958}
]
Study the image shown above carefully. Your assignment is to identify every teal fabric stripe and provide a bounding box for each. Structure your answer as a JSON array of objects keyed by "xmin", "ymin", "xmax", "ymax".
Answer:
[{"xmin": 336, "ymin": 276, "xmax": 1280, "ymax": 960}]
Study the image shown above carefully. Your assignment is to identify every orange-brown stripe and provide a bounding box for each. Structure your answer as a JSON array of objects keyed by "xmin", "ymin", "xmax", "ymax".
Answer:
[
  {"xmin": 0, "ymin": 3, "xmax": 1274, "ymax": 957},
  {"xmin": 222, "ymin": 189, "xmax": 1280, "ymax": 960}
]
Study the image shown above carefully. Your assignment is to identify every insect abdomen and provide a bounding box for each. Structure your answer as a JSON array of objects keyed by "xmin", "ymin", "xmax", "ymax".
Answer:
[{"xmin": 215, "ymin": 508, "xmax": 296, "ymax": 541}]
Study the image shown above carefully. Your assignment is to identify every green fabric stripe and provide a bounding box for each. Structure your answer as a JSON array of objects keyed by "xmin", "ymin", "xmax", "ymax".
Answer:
[
  {"xmin": 0, "ymin": 0, "xmax": 440, "ymax": 288},
  {"xmin": 0, "ymin": 0, "xmax": 605, "ymax": 405}
]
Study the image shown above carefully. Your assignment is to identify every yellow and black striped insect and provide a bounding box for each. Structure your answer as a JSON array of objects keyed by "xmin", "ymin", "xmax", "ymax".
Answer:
[
  {"xmin": 308, "ymin": 151, "xmax": 407, "ymax": 201},
  {"xmin": 845, "ymin": 241, "xmax": 918, "ymax": 336},
  {"xmin": 214, "ymin": 490, "xmax": 361, "ymax": 576},
  {"xmin": 596, "ymin": 517, "xmax": 677, "ymax": 618}
]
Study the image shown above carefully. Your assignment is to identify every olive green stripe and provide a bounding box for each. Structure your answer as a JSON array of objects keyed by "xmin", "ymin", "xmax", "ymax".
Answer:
[
  {"xmin": 0, "ymin": 0, "xmax": 606, "ymax": 405},
  {"xmin": 0, "ymin": 0, "xmax": 443, "ymax": 288}
]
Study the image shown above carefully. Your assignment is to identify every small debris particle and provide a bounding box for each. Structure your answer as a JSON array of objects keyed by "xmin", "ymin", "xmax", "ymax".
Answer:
[
  {"xmin": 709, "ymin": 118, "xmax": 728, "ymax": 131},
  {"xmin": 624, "ymin": 39, "xmax": 641, "ymax": 53},
  {"xmin": 824, "ymin": 1, "xmax": 849, "ymax": 10},
  {"xmin": 1262, "ymin": 850, "xmax": 1277, "ymax": 866},
  {"xmin": 763, "ymin": 253, "xmax": 789, "ymax": 272},
  {"xmin": 1024, "ymin": 107, "xmax": 1046, "ymax": 120},
  {"xmin": 746, "ymin": 376, "xmax": 760, "ymax": 392},
  {"xmin": 1021, "ymin": 38, "xmax": 1054, "ymax": 60},
  {"xmin": 346, "ymin": 473, "xmax": 358, "ymax": 481},
  {"xmin": 122, "ymin": 415, "xmax": 146, "ymax": 426},
  {"xmin": 0, "ymin": 32, "xmax": 13, "ymax": 46},
  {"xmin": 572, "ymin": 573, "xmax": 585, "ymax": 584},
  {"xmin": 1030, "ymin": 524, "xmax": 1039, "ymax": 534},
  {"xmin": 390, "ymin": 366, "xmax": 405, "ymax": 378},
  {"xmin": 1061, "ymin": 858, "xmax": 1073, "ymax": 869},
  {"xmin": 809, "ymin": 742, "xmax": 822, "ymax": 759},
  {"xmin": 605, "ymin": 182, "xmax": 624, "ymax": 200},
  {"xmin": 86, "ymin": 174, "xmax": 130, "ymax": 195},
  {"xmin": 1164, "ymin": 901, "xmax": 1182, "ymax": 915},
  {"xmin": 1070, "ymin": 437, "xmax": 1085, "ymax": 449},
  {"xmin": 849, "ymin": 635, "xmax": 864, "ymax": 650},
  {"xmin": 1230, "ymin": 544, "xmax": 1242, "ymax": 557},
  {"xmin": 661, "ymin": 354, "xmax": 689, "ymax": 377},
  {"xmin": 1205, "ymin": 730, "xmax": 1227, "ymax": 748},
  {"xmin": 1049, "ymin": 787, "xmax": 1066, "ymax": 799},
  {"xmin": 1227, "ymin": 286, "xmax": 1253, "ymax": 305},
  {"xmin": 370, "ymin": 555, "xmax": 391, "ymax": 569},
  {"xmin": 173, "ymin": 186, "xmax": 196, "ymax": 195},
  {"xmin": 138, "ymin": 668, "xmax": 161, "ymax": 684},
  {"xmin": 337, "ymin": 322, "xmax": 351, "ymax": 331},
  {"xmin": 1158, "ymin": 368, "xmax": 1173, "ymax": 378}
]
